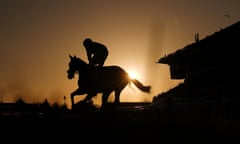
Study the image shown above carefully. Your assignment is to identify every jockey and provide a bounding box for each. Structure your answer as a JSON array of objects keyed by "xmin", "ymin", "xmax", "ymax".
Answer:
[{"xmin": 83, "ymin": 38, "xmax": 109, "ymax": 67}]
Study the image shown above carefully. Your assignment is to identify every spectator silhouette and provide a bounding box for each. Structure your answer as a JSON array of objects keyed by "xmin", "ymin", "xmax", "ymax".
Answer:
[{"xmin": 83, "ymin": 38, "xmax": 109, "ymax": 67}]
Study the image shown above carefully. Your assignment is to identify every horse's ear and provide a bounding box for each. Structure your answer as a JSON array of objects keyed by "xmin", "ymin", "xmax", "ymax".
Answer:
[{"xmin": 69, "ymin": 55, "xmax": 72, "ymax": 59}]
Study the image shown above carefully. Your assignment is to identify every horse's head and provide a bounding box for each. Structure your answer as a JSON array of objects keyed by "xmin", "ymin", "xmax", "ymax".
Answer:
[{"xmin": 67, "ymin": 55, "xmax": 88, "ymax": 79}]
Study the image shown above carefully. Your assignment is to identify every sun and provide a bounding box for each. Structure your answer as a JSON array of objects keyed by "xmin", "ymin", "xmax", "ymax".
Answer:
[{"xmin": 128, "ymin": 70, "xmax": 139, "ymax": 79}]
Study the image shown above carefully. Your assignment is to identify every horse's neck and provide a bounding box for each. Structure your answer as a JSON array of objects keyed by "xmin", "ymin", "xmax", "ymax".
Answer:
[{"xmin": 78, "ymin": 65, "xmax": 98, "ymax": 75}]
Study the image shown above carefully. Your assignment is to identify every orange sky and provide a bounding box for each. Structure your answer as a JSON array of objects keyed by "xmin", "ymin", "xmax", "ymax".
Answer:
[{"xmin": 1, "ymin": 0, "xmax": 240, "ymax": 108}]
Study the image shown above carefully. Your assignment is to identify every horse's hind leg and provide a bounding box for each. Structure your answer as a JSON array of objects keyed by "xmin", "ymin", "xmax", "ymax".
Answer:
[
  {"xmin": 114, "ymin": 89, "xmax": 122, "ymax": 104},
  {"xmin": 82, "ymin": 93, "xmax": 96, "ymax": 103},
  {"xmin": 101, "ymin": 91, "xmax": 111, "ymax": 108}
]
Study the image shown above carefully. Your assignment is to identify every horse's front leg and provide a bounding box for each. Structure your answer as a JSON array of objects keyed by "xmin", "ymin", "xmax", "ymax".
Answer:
[{"xmin": 70, "ymin": 88, "xmax": 86, "ymax": 110}]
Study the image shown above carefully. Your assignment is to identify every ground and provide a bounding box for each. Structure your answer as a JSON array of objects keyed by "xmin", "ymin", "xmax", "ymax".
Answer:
[{"xmin": 0, "ymin": 104, "xmax": 240, "ymax": 143}]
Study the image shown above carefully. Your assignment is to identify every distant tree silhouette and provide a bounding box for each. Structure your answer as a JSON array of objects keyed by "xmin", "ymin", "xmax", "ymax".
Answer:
[
  {"xmin": 15, "ymin": 98, "xmax": 26, "ymax": 105},
  {"xmin": 14, "ymin": 98, "xmax": 27, "ymax": 112},
  {"xmin": 51, "ymin": 102, "xmax": 60, "ymax": 112},
  {"xmin": 39, "ymin": 99, "xmax": 51, "ymax": 113}
]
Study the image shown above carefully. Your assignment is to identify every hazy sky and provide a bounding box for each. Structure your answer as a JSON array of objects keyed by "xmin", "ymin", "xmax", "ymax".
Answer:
[{"xmin": 1, "ymin": 0, "xmax": 240, "ymax": 107}]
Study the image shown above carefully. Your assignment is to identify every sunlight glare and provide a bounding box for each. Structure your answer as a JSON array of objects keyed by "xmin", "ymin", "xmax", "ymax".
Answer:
[{"xmin": 128, "ymin": 70, "xmax": 139, "ymax": 79}]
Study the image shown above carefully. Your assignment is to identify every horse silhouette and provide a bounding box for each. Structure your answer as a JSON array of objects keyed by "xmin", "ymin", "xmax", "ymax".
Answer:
[{"xmin": 67, "ymin": 55, "xmax": 151, "ymax": 109}]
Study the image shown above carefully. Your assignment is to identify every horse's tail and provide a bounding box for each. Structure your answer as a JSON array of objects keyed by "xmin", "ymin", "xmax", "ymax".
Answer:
[{"xmin": 130, "ymin": 78, "xmax": 151, "ymax": 93}]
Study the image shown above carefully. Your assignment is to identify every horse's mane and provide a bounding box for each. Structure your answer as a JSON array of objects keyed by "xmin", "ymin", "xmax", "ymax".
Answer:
[{"xmin": 70, "ymin": 55, "xmax": 88, "ymax": 65}]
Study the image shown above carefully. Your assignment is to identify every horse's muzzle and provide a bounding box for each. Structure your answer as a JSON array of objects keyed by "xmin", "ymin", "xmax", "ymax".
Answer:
[
  {"xmin": 67, "ymin": 70, "xmax": 74, "ymax": 79},
  {"xmin": 68, "ymin": 74, "xmax": 74, "ymax": 79}
]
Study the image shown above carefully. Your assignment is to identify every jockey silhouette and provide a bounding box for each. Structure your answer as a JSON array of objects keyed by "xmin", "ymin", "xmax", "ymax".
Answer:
[{"xmin": 83, "ymin": 38, "xmax": 109, "ymax": 67}]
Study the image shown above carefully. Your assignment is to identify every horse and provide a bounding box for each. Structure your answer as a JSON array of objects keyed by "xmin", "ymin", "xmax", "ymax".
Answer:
[{"xmin": 67, "ymin": 55, "xmax": 151, "ymax": 109}]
